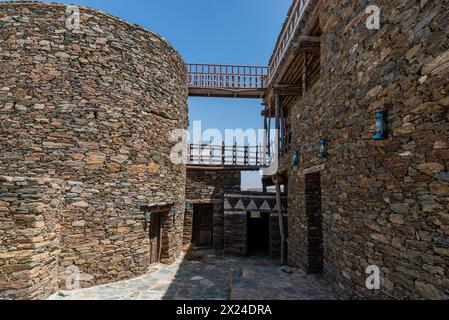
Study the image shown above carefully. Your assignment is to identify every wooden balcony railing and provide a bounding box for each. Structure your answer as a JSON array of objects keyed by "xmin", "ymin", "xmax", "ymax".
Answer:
[
  {"xmin": 187, "ymin": 64, "xmax": 269, "ymax": 90},
  {"xmin": 268, "ymin": 0, "xmax": 311, "ymax": 84},
  {"xmin": 188, "ymin": 143, "xmax": 271, "ymax": 168}
]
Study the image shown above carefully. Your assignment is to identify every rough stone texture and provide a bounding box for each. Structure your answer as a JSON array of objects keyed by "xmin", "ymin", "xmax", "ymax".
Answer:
[
  {"xmin": 0, "ymin": 2, "xmax": 188, "ymax": 299},
  {"xmin": 183, "ymin": 169, "xmax": 241, "ymax": 246},
  {"xmin": 224, "ymin": 212, "xmax": 248, "ymax": 256},
  {"xmin": 0, "ymin": 176, "xmax": 64, "ymax": 300},
  {"xmin": 282, "ymin": 0, "xmax": 449, "ymax": 299},
  {"xmin": 212, "ymin": 193, "xmax": 225, "ymax": 251},
  {"xmin": 223, "ymin": 192, "xmax": 287, "ymax": 258},
  {"xmin": 182, "ymin": 206, "xmax": 194, "ymax": 246},
  {"xmin": 185, "ymin": 170, "xmax": 241, "ymax": 202}
]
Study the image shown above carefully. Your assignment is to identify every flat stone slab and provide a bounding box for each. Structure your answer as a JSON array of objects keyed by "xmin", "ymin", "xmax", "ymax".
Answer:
[{"xmin": 48, "ymin": 252, "xmax": 336, "ymax": 300}]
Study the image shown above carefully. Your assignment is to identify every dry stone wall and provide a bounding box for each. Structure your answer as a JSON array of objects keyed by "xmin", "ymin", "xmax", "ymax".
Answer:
[
  {"xmin": 223, "ymin": 192, "xmax": 287, "ymax": 257},
  {"xmin": 183, "ymin": 169, "xmax": 241, "ymax": 246},
  {"xmin": 185, "ymin": 169, "xmax": 241, "ymax": 202},
  {"xmin": 283, "ymin": 0, "xmax": 449, "ymax": 299},
  {"xmin": 0, "ymin": 2, "xmax": 188, "ymax": 298},
  {"xmin": 0, "ymin": 176, "xmax": 64, "ymax": 300}
]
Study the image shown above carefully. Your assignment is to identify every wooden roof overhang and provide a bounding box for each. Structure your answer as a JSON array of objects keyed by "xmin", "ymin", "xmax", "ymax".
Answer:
[{"xmin": 263, "ymin": 1, "xmax": 321, "ymax": 115}]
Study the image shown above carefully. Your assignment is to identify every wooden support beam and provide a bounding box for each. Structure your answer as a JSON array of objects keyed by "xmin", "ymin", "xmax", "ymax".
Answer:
[
  {"xmin": 280, "ymin": 102, "xmax": 285, "ymax": 155},
  {"xmin": 274, "ymin": 176, "xmax": 286, "ymax": 265},
  {"xmin": 261, "ymin": 108, "xmax": 274, "ymax": 117},
  {"xmin": 267, "ymin": 112, "xmax": 272, "ymax": 155},
  {"xmin": 275, "ymin": 95, "xmax": 282, "ymax": 158},
  {"xmin": 266, "ymin": 35, "xmax": 320, "ymax": 103},
  {"xmin": 292, "ymin": 35, "xmax": 320, "ymax": 54},
  {"xmin": 302, "ymin": 53, "xmax": 308, "ymax": 97},
  {"xmin": 221, "ymin": 141, "xmax": 225, "ymax": 165}
]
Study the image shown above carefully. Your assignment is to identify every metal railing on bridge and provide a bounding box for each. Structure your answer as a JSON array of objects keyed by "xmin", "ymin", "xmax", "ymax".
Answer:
[
  {"xmin": 187, "ymin": 143, "xmax": 271, "ymax": 168},
  {"xmin": 187, "ymin": 64, "xmax": 269, "ymax": 98}
]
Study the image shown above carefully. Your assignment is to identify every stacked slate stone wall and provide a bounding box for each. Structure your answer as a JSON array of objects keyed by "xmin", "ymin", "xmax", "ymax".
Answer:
[
  {"xmin": 0, "ymin": 2, "xmax": 188, "ymax": 298},
  {"xmin": 182, "ymin": 206, "xmax": 194, "ymax": 246},
  {"xmin": 185, "ymin": 170, "xmax": 241, "ymax": 202},
  {"xmin": 0, "ymin": 176, "xmax": 64, "ymax": 300},
  {"xmin": 223, "ymin": 212, "xmax": 248, "ymax": 256},
  {"xmin": 304, "ymin": 172, "xmax": 323, "ymax": 274},
  {"xmin": 183, "ymin": 169, "xmax": 241, "ymax": 246},
  {"xmin": 223, "ymin": 192, "xmax": 287, "ymax": 258},
  {"xmin": 284, "ymin": 0, "xmax": 449, "ymax": 299},
  {"xmin": 212, "ymin": 193, "xmax": 225, "ymax": 250}
]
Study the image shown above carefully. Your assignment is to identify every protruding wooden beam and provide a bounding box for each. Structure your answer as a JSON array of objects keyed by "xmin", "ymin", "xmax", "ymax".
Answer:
[
  {"xmin": 292, "ymin": 35, "xmax": 320, "ymax": 54},
  {"xmin": 267, "ymin": 35, "xmax": 320, "ymax": 99},
  {"xmin": 273, "ymin": 84, "xmax": 303, "ymax": 96},
  {"xmin": 296, "ymin": 35, "xmax": 321, "ymax": 43}
]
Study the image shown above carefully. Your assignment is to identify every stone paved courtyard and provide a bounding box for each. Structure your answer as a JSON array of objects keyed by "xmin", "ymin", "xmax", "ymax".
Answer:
[{"xmin": 49, "ymin": 251, "xmax": 336, "ymax": 300}]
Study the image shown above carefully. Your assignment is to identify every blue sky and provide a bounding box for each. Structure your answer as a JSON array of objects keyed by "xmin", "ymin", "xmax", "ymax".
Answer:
[{"xmin": 20, "ymin": 0, "xmax": 292, "ymax": 188}]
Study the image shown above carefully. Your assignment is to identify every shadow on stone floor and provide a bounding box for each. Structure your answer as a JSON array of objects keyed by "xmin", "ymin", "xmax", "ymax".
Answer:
[
  {"xmin": 48, "ymin": 248, "xmax": 336, "ymax": 300},
  {"xmin": 161, "ymin": 247, "xmax": 336, "ymax": 300}
]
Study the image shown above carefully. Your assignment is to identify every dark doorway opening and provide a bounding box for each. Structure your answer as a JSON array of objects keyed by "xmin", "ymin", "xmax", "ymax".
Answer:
[
  {"xmin": 247, "ymin": 211, "xmax": 270, "ymax": 256},
  {"xmin": 192, "ymin": 204, "xmax": 214, "ymax": 248},
  {"xmin": 305, "ymin": 172, "xmax": 323, "ymax": 274},
  {"xmin": 149, "ymin": 213, "xmax": 162, "ymax": 265}
]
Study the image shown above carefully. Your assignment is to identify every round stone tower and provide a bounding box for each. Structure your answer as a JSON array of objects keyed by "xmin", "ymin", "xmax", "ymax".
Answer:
[{"xmin": 0, "ymin": 2, "xmax": 187, "ymax": 298}]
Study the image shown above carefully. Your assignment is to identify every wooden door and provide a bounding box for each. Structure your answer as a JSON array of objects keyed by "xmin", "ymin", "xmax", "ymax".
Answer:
[
  {"xmin": 149, "ymin": 213, "xmax": 161, "ymax": 265},
  {"xmin": 192, "ymin": 204, "xmax": 213, "ymax": 248}
]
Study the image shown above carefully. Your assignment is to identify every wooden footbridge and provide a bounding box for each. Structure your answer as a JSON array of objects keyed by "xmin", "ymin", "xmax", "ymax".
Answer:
[
  {"xmin": 186, "ymin": 0, "xmax": 319, "ymax": 170},
  {"xmin": 187, "ymin": 63, "xmax": 269, "ymax": 99},
  {"xmin": 186, "ymin": 142, "xmax": 271, "ymax": 171}
]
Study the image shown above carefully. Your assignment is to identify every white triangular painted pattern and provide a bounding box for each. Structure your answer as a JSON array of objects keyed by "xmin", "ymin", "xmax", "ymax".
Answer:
[
  {"xmin": 259, "ymin": 200, "xmax": 272, "ymax": 211},
  {"xmin": 234, "ymin": 199, "xmax": 246, "ymax": 210},
  {"xmin": 224, "ymin": 199, "xmax": 232, "ymax": 210},
  {"xmin": 246, "ymin": 200, "xmax": 258, "ymax": 210}
]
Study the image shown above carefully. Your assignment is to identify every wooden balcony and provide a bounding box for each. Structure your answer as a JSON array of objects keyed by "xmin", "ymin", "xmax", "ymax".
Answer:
[
  {"xmin": 187, "ymin": 143, "xmax": 270, "ymax": 171},
  {"xmin": 264, "ymin": 0, "xmax": 320, "ymax": 109},
  {"xmin": 187, "ymin": 64, "xmax": 269, "ymax": 99},
  {"xmin": 268, "ymin": 0, "xmax": 313, "ymax": 85}
]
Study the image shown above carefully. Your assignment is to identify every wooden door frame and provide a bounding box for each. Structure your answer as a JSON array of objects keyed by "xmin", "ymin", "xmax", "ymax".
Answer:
[
  {"xmin": 192, "ymin": 203, "xmax": 214, "ymax": 249},
  {"xmin": 149, "ymin": 212, "xmax": 162, "ymax": 265},
  {"xmin": 143, "ymin": 204, "xmax": 173, "ymax": 265}
]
